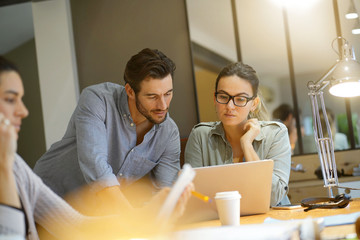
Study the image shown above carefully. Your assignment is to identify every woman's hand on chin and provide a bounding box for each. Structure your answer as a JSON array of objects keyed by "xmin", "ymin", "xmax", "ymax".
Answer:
[
  {"xmin": 240, "ymin": 118, "xmax": 260, "ymax": 147},
  {"xmin": 0, "ymin": 113, "xmax": 17, "ymax": 169}
]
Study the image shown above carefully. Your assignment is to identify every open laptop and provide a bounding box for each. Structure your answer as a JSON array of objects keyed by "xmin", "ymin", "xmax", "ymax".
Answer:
[{"xmin": 178, "ymin": 160, "xmax": 274, "ymax": 223}]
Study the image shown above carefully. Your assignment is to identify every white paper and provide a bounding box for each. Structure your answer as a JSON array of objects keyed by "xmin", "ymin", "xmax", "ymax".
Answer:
[
  {"xmin": 172, "ymin": 222, "xmax": 300, "ymax": 240},
  {"xmin": 157, "ymin": 164, "xmax": 195, "ymax": 222}
]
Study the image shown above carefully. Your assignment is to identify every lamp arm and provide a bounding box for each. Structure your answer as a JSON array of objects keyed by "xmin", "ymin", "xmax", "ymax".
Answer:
[
  {"xmin": 308, "ymin": 90, "xmax": 339, "ymax": 198},
  {"xmin": 308, "ymin": 62, "xmax": 338, "ymax": 93}
]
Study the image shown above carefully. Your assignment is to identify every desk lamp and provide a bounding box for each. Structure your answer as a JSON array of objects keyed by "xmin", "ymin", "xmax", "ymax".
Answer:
[{"xmin": 305, "ymin": 36, "xmax": 360, "ymax": 206}]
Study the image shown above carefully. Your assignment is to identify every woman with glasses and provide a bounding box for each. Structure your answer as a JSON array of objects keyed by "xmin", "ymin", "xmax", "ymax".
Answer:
[{"xmin": 185, "ymin": 62, "xmax": 291, "ymax": 206}]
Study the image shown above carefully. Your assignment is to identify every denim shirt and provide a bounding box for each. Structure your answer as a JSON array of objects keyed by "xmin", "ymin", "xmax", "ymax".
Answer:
[
  {"xmin": 184, "ymin": 121, "xmax": 291, "ymax": 206},
  {"xmin": 34, "ymin": 82, "xmax": 180, "ymax": 196}
]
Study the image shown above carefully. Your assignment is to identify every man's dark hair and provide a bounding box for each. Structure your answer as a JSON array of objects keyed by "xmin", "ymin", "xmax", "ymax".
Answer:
[
  {"xmin": 124, "ymin": 48, "xmax": 176, "ymax": 94},
  {"xmin": 272, "ymin": 104, "xmax": 294, "ymax": 121}
]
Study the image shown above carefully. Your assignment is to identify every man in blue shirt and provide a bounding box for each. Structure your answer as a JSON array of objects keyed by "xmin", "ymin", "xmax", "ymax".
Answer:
[{"xmin": 34, "ymin": 48, "xmax": 181, "ymax": 213}]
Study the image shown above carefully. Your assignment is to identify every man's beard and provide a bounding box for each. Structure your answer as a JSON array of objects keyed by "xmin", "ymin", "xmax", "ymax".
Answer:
[{"xmin": 135, "ymin": 97, "xmax": 168, "ymax": 124}]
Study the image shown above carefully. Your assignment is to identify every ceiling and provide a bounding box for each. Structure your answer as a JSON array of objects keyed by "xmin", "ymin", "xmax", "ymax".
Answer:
[
  {"xmin": 186, "ymin": 0, "xmax": 360, "ymax": 79},
  {"xmin": 1, "ymin": 0, "xmax": 359, "ymax": 76},
  {"xmin": 0, "ymin": 2, "xmax": 34, "ymax": 55}
]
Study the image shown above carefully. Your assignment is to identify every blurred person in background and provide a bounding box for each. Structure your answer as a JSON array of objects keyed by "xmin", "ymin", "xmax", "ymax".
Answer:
[{"xmin": 272, "ymin": 104, "xmax": 298, "ymax": 155}]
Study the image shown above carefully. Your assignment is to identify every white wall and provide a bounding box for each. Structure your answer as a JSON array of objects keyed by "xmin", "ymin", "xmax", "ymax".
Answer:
[{"xmin": 32, "ymin": 0, "xmax": 79, "ymax": 149}]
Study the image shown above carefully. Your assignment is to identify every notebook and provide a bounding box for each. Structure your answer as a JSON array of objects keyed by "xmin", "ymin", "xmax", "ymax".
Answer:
[{"xmin": 178, "ymin": 160, "xmax": 274, "ymax": 223}]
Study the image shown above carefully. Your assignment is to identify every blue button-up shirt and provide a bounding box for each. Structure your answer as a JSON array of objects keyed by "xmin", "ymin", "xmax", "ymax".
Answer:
[{"xmin": 34, "ymin": 82, "xmax": 180, "ymax": 196}]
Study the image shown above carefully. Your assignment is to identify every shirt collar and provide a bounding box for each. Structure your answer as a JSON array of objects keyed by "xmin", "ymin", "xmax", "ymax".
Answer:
[
  {"xmin": 209, "ymin": 121, "xmax": 265, "ymax": 142},
  {"xmin": 118, "ymin": 86, "xmax": 131, "ymax": 117},
  {"xmin": 254, "ymin": 122, "xmax": 265, "ymax": 141}
]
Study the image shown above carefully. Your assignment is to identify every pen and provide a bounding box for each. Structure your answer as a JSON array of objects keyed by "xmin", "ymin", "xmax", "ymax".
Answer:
[{"xmin": 191, "ymin": 191, "xmax": 212, "ymax": 203}]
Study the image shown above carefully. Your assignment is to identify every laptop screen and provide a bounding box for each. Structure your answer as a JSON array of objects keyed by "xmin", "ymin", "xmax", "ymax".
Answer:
[{"xmin": 178, "ymin": 160, "xmax": 274, "ymax": 223}]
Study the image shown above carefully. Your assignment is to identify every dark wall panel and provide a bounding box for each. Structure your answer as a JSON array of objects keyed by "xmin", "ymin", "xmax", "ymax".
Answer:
[
  {"xmin": 70, "ymin": 0, "xmax": 198, "ymax": 137},
  {"xmin": 5, "ymin": 39, "xmax": 46, "ymax": 168}
]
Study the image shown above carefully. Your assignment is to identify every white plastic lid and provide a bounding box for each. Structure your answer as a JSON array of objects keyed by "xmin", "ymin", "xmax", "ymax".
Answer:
[{"xmin": 215, "ymin": 191, "xmax": 241, "ymax": 199}]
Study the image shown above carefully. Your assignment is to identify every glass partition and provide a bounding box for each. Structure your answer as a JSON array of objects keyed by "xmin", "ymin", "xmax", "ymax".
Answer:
[{"xmin": 185, "ymin": 0, "xmax": 360, "ymax": 155}]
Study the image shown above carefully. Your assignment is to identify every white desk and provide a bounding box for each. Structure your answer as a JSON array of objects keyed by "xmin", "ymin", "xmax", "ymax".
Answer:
[{"xmin": 176, "ymin": 198, "xmax": 360, "ymax": 239}]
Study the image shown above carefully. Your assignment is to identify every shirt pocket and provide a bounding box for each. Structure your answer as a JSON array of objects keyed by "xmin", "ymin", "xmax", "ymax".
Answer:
[{"xmin": 117, "ymin": 153, "xmax": 158, "ymax": 181}]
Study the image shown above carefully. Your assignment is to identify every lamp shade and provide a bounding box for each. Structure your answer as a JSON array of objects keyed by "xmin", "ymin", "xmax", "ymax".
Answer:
[
  {"xmin": 328, "ymin": 41, "xmax": 360, "ymax": 97},
  {"xmin": 353, "ymin": 21, "xmax": 360, "ymax": 35},
  {"xmin": 329, "ymin": 81, "xmax": 360, "ymax": 97},
  {"xmin": 345, "ymin": 11, "xmax": 358, "ymax": 19},
  {"xmin": 345, "ymin": 1, "xmax": 358, "ymax": 19}
]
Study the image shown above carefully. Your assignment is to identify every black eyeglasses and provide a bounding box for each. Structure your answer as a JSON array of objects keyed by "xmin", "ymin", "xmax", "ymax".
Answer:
[{"xmin": 215, "ymin": 92, "xmax": 256, "ymax": 107}]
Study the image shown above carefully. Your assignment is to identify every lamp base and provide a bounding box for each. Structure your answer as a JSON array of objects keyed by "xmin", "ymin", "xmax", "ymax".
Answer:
[{"xmin": 300, "ymin": 194, "xmax": 351, "ymax": 212}]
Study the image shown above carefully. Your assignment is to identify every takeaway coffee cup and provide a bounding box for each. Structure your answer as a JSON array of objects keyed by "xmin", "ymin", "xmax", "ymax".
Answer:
[{"xmin": 215, "ymin": 191, "xmax": 241, "ymax": 226}]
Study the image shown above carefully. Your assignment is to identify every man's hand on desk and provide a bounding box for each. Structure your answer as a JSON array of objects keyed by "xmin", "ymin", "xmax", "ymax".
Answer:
[
  {"xmin": 118, "ymin": 182, "xmax": 194, "ymax": 236},
  {"xmin": 64, "ymin": 182, "xmax": 194, "ymax": 238},
  {"xmin": 96, "ymin": 185, "xmax": 134, "ymax": 214},
  {"xmin": 138, "ymin": 182, "xmax": 194, "ymax": 223}
]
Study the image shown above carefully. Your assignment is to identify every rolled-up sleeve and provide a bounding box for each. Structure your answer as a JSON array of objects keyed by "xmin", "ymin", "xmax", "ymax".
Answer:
[
  {"xmin": 0, "ymin": 204, "xmax": 25, "ymax": 237},
  {"xmin": 266, "ymin": 126, "xmax": 291, "ymax": 206},
  {"xmin": 74, "ymin": 89, "xmax": 119, "ymax": 191},
  {"xmin": 151, "ymin": 126, "xmax": 180, "ymax": 188}
]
